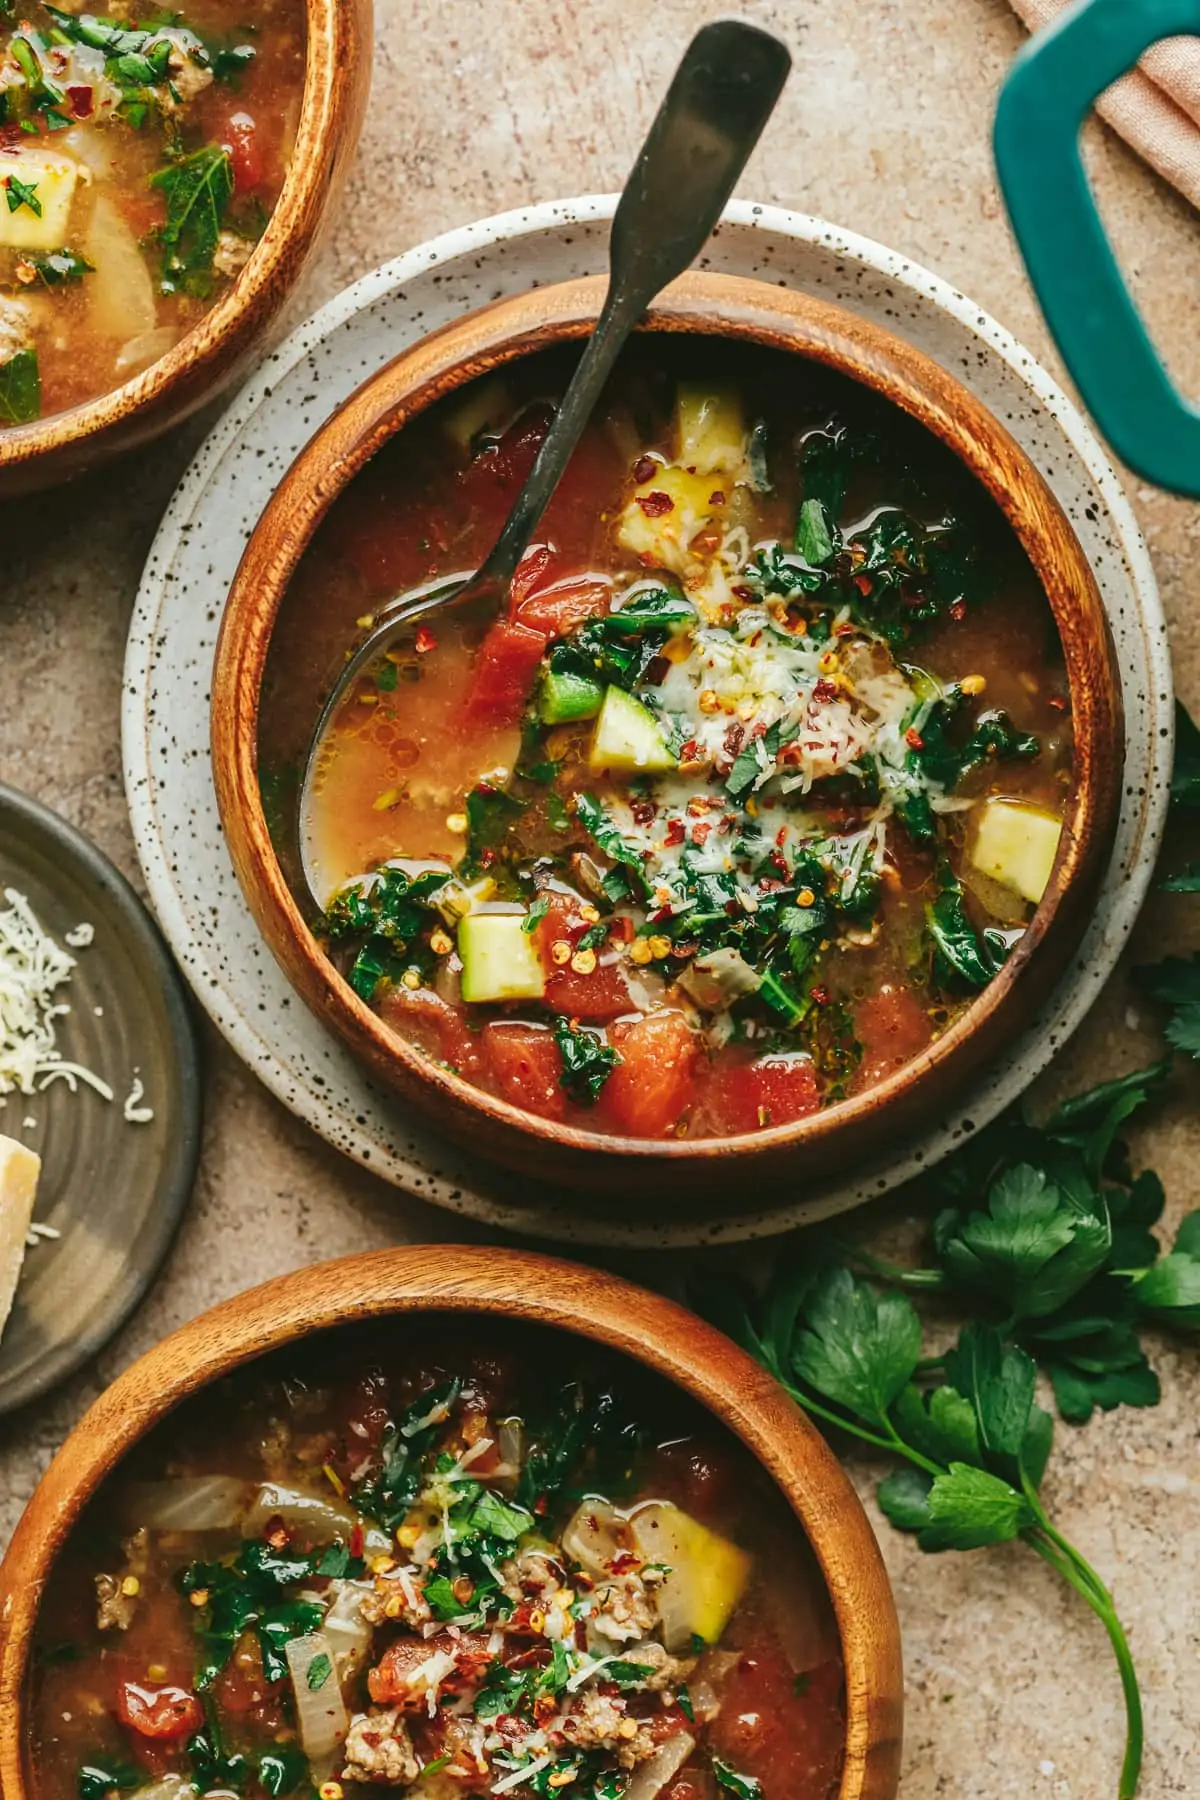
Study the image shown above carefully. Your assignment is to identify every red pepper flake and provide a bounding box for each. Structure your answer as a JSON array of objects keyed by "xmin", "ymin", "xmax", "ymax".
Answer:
[
  {"xmin": 723, "ymin": 723, "xmax": 745, "ymax": 758},
  {"xmin": 769, "ymin": 850, "xmax": 789, "ymax": 877},
  {"xmin": 854, "ymin": 574, "xmax": 872, "ymax": 596},
  {"xmin": 609, "ymin": 1551, "xmax": 641, "ymax": 1574},
  {"xmin": 690, "ymin": 821, "xmax": 712, "ymax": 846},
  {"xmin": 833, "ymin": 620, "xmax": 857, "ymax": 637},
  {"xmin": 949, "ymin": 599, "xmax": 967, "ymax": 622},
  {"xmin": 414, "ymin": 625, "xmax": 438, "ymax": 653},
  {"xmin": 813, "ymin": 677, "xmax": 837, "ymax": 702},
  {"xmin": 664, "ymin": 818, "xmax": 686, "ymax": 847},
  {"xmin": 264, "ymin": 1514, "xmax": 289, "ymax": 1550},
  {"xmin": 637, "ymin": 490, "xmax": 675, "ymax": 518},
  {"xmin": 349, "ymin": 1524, "xmax": 364, "ymax": 1557},
  {"xmin": 732, "ymin": 584, "xmax": 755, "ymax": 602},
  {"xmin": 632, "ymin": 455, "xmax": 657, "ymax": 485},
  {"xmin": 810, "ymin": 983, "xmax": 832, "ymax": 1007},
  {"xmin": 709, "ymin": 490, "xmax": 727, "ymax": 506},
  {"xmin": 905, "ymin": 727, "xmax": 925, "ymax": 749},
  {"xmin": 631, "ymin": 799, "xmax": 656, "ymax": 826},
  {"xmin": 67, "ymin": 84, "xmax": 94, "ymax": 117},
  {"xmin": 1048, "ymin": 693, "xmax": 1068, "ymax": 712},
  {"xmin": 677, "ymin": 738, "xmax": 701, "ymax": 763},
  {"xmin": 775, "ymin": 826, "xmax": 788, "ymax": 847},
  {"xmin": 478, "ymin": 847, "xmax": 496, "ymax": 869}
]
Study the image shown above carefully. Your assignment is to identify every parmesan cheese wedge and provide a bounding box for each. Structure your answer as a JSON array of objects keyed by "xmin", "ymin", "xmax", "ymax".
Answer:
[{"xmin": 0, "ymin": 1134, "xmax": 41, "ymax": 1342}]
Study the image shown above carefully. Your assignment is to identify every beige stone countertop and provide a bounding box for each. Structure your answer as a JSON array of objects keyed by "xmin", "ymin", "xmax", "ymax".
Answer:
[{"xmin": 3, "ymin": 2, "xmax": 1200, "ymax": 1795}]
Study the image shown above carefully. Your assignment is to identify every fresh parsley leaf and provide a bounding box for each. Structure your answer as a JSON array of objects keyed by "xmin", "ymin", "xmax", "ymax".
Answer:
[
  {"xmin": 522, "ymin": 894, "xmax": 550, "ymax": 934},
  {"xmin": 941, "ymin": 1324, "xmax": 1037, "ymax": 1464},
  {"xmin": 1129, "ymin": 1251, "xmax": 1200, "ymax": 1329},
  {"xmin": 793, "ymin": 1267, "xmax": 922, "ymax": 1427},
  {"xmin": 0, "ymin": 347, "xmax": 40, "ymax": 425},
  {"xmin": 918, "ymin": 1462, "xmax": 1036, "ymax": 1551},
  {"xmin": 1170, "ymin": 697, "xmax": 1200, "ymax": 807},
  {"xmin": 574, "ymin": 792, "xmax": 649, "ymax": 893},
  {"xmin": 5, "ymin": 173, "xmax": 40, "ymax": 216},
  {"xmin": 151, "ymin": 144, "xmax": 234, "ymax": 297},
  {"xmin": 796, "ymin": 496, "xmax": 837, "ymax": 565},
  {"xmin": 891, "ymin": 1382, "xmax": 981, "ymax": 1467},
  {"xmin": 24, "ymin": 248, "xmax": 93, "ymax": 286},
  {"xmin": 1137, "ymin": 954, "xmax": 1200, "ymax": 1056},
  {"xmin": 257, "ymin": 1749, "xmax": 308, "ymax": 1799},
  {"xmin": 305, "ymin": 1651, "xmax": 332, "ymax": 1691},
  {"xmin": 712, "ymin": 1758, "xmax": 765, "ymax": 1800},
  {"xmin": 1161, "ymin": 863, "xmax": 1200, "ymax": 892},
  {"xmin": 934, "ymin": 1165, "xmax": 1111, "ymax": 1321},
  {"xmin": 553, "ymin": 1015, "xmax": 619, "ymax": 1104},
  {"xmin": 78, "ymin": 1767, "xmax": 141, "ymax": 1800}
]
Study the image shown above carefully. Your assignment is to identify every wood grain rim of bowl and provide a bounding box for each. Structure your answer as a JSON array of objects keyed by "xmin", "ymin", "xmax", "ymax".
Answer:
[
  {"xmin": 0, "ymin": 1244, "xmax": 903, "ymax": 1800},
  {"xmin": 0, "ymin": 0, "xmax": 372, "ymax": 496},
  {"xmin": 211, "ymin": 270, "xmax": 1124, "ymax": 1213}
]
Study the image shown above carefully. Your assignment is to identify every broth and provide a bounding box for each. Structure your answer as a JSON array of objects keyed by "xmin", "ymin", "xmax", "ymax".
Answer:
[
  {"xmin": 29, "ymin": 1320, "xmax": 845, "ymax": 1800},
  {"xmin": 260, "ymin": 340, "xmax": 1074, "ymax": 1142},
  {"xmin": 0, "ymin": 0, "xmax": 306, "ymax": 424}
]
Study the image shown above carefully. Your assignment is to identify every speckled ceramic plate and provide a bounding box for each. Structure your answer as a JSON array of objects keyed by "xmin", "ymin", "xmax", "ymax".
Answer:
[
  {"xmin": 0, "ymin": 785, "xmax": 202, "ymax": 1414},
  {"xmin": 122, "ymin": 197, "xmax": 1172, "ymax": 1248}
]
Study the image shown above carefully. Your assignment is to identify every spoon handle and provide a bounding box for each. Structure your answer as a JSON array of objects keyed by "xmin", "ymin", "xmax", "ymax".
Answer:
[{"xmin": 475, "ymin": 18, "xmax": 791, "ymax": 597}]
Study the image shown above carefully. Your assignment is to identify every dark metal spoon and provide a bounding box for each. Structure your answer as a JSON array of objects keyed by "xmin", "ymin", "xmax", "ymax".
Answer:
[{"xmin": 300, "ymin": 17, "xmax": 791, "ymax": 906}]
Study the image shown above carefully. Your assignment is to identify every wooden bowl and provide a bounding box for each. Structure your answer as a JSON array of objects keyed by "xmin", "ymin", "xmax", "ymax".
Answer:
[
  {"xmin": 0, "ymin": 1244, "xmax": 903, "ymax": 1798},
  {"xmin": 212, "ymin": 271, "xmax": 1123, "ymax": 1214},
  {"xmin": 0, "ymin": 0, "xmax": 372, "ymax": 496}
]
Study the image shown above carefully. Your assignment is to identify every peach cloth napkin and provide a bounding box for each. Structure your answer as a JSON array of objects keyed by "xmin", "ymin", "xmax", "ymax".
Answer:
[{"xmin": 1010, "ymin": 0, "xmax": 1200, "ymax": 209}]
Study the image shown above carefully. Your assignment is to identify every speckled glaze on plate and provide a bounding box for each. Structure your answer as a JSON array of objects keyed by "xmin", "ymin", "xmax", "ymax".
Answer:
[
  {"xmin": 122, "ymin": 196, "xmax": 1172, "ymax": 1248},
  {"xmin": 0, "ymin": 784, "xmax": 202, "ymax": 1414}
]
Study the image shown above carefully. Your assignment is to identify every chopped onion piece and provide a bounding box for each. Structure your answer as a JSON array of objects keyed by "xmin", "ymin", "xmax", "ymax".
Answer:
[
  {"xmin": 286, "ymin": 1630, "xmax": 348, "ymax": 1776},
  {"xmin": 83, "ymin": 196, "xmax": 156, "ymax": 339},
  {"xmin": 561, "ymin": 1497, "xmax": 634, "ymax": 1575},
  {"xmin": 625, "ymin": 1734, "xmax": 696, "ymax": 1799},
  {"xmin": 321, "ymin": 1578, "xmax": 376, "ymax": 1682},
  {"xmin": 114, "ymin": 325, "xmax": 181, "ymax": 377},
  {"xmin": 120, "ymin": 1476, "xmax": 249, "ymax": 1533},
  {"xmin": 243, "ymin": 1482, "xmax": 391, "ymax": 1555},
  {"xmin": 497, "ymin": 1416, "xmax": 524, "ymax": 1473}
]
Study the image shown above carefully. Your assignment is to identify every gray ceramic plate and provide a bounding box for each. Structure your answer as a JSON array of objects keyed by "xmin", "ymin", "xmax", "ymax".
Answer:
[{"xmin": 0, "ymin": 784, "xmax": 201, "ymax": 1415}]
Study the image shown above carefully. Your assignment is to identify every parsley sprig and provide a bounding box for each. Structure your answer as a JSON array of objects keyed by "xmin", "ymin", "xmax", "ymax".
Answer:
[{"xmin": 699, "ymin": 1255, "xmax": 1145, "ymax": 1799}]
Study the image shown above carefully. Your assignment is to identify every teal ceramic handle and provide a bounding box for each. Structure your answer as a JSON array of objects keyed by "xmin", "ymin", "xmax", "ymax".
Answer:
[{"xmin": 995, "ymin": 0, "xmax": 1200, "ymax": 495}]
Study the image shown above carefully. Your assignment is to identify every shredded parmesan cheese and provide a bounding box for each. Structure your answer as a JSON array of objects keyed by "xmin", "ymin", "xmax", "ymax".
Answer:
[{"xmin": 0, "ymin": 889, "xmax": 112, "ymax": 1103}]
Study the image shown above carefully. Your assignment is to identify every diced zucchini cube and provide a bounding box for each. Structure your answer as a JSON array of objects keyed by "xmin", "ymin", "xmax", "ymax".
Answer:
[
  {"xmin": 616, "ymin": 463, "xmax": 725, "ymax": 575},
  {"xmin": 0, "ymin": 150, "xmax": 81, "ymax": 253},
  {"xmin": 588, "ymin": 686, "xmax": 676, "ymax": 774},
  {"xmin": 675, "ymin": 382, "xmax": 747, "ymax": 475},
  {"xmin": 457, "ymin": 911, "xmax": 546, "ymax": 1004},
  {"xmin": 970, "ymin": 798, "xmax": 1063, "ymax": 906},
  {"xmin": 539, "ymin": 666, "xmax": 603, "ymax": 724}
]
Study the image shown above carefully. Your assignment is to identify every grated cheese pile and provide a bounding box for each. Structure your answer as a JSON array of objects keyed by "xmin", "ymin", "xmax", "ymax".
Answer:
[{"xmin": 0, "ymin": 887, "xmax": 114, "ymax": 1102}]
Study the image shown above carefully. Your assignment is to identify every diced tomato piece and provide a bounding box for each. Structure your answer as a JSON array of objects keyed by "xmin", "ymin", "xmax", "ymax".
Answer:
[
  {"xmin": 709, "ymin": 1649, "xmax": 845, "ymax": 1798},
  {"xmin": 115, "ymin": 1682, "xmax": 204, "ymax": 1740},
  {"xmin": 221, "ymin": 109, "xmax": 264, "ymax": 193},
  {"xmin": 855, "ymin": 981, "xmax": 932, "ymax": 1089},
  {"xmin": 468, "ymin": 619, "xmax": 549, "ymax": 724},
  {"xmin": 534, "ymin": 894, "xmax": 634, "ymax": 1023},
  {"xmin": 378, "ymin": 985, "xmax": 481, "ymax": 1076},
  {"xmin": 483, "ymin": 1022, "xmax": 566, "ymax": 1120},
  {"xmin": 700, "ymin": 1053, "xmax": 821, "ymax": 1135},
  {"xmin": 514, "ymin": 574, "xmax": 613, "ymax": 638},
  {"xmin": 210, "ymin": 1635, "xmax": 287, "ymax": 1728},
  {"xmin": 600, "ymin": 1011, "xmax": 698, "ymax": 1137},
  {"xmin": 343, "ymin": 1367, "xmax": 392, "ymax": 1453},
  {"xmin": 509, "ymin": 543, "xmax": 554, "ymax": 608}
]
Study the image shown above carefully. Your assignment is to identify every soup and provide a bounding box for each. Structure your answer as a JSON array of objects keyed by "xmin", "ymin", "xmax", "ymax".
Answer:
[
  {"xmin": 261, "ymin": 342, "xmax": 1073, "ymax": 1142},
  {"xmin": 0, "ymin": 0, "xmax": 305, "ymax": 424},
  {"xmin": 29, "ymin": 1321, "xmax": 845, "ymax": 1800}
]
